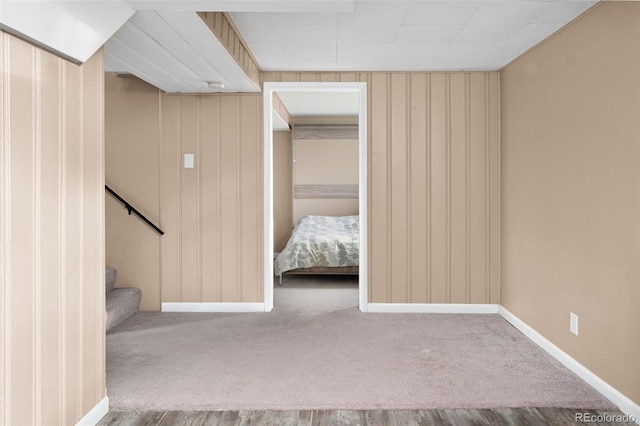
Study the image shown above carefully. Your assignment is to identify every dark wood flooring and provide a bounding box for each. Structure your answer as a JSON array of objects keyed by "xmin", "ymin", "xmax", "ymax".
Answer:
[{"xmin": 99, "ymin": 408, "xmax": 636, "ymax": 425}]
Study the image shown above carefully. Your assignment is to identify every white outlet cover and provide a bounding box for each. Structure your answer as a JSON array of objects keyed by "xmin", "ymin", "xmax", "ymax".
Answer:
[
  {"xmin": 570, "ymin": 312, "xmax": 579, "ymax": 336},
  {"xmin": 184, "ymin": 153, "xmax": 195, "ymax": 169}
]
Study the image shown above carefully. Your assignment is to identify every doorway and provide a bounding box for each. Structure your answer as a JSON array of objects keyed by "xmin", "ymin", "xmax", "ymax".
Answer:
[{"xmin": 262, "ymin": 82, "xmax": 368, "ymax": 312}]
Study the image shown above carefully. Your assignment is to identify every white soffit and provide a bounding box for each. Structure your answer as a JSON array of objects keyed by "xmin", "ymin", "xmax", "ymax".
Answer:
[
  {"xmin": 275, "ymin": 91, "xmax": 359, "ymax": 117},
  {"xmin": 105, "ymin": 10, "xmax": 260, "ymax": 93},
  {"xmin": 231, "ymin": 0, "xmax": 598, "ymax": 72},
  {"xmin": 0, "ymin": 0, "xmax": 134, "ymax": 63}
]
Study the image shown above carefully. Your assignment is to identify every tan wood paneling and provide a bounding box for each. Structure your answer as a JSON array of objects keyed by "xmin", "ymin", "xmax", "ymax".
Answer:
[
  {"xmin": 180, "ymin": 96, "xmax": 199, "ymax": 302},
  {"xmin": 109, "ymin": 71, "xmax": 499, "ymax": 306},
  {"xmin": 105, "ymin": 73, "xmax": 161, "ymax": 312},
  {"xmin": 272, "ymin": 93, "xmax": 291, "ymax": 127},
  {"xmin": 273, "ymin": 131, "xmax": 293, "ymax": 252},
  {"xmin": 218, "ymin": 96, "xmax": 240, "ymax": 302},
  {"xmin": 158, "ymin": 93, "xmax": 264, "ymax": 303},
  {"xmin": 0, "ymin": 31, "xmax": 105, "ymax": 426},
  {"xmin": 429, "ymin": 74, "xmax": 449, "ymax": 303},
  {"xmin": 264, "ymin": 72, "xmax": 500, "ymax": 304},
  {"xmin": 239, "ymin": 95, "xmax": 262, "ymax": 302},
  {"xmin": 409, "ymin": 74, "xmax": 428, "ymax": 303},
  {"xmin": 159, "ymin": 94, "xmax": 181, "ymax": 304},
  {"xmin": 390, "ymin": 74, "xmax": 409, "ymax": 303},
  {"xmin": 199, "ymin": 96, "xmax": 220, "ymax": 302},
  {"xmin": 198, "ymin": 12, "xmax": 261, "ymax": 88},
  {"xmin": 369, "ymin": 73, "xmax": 390, "ymax": 302}
]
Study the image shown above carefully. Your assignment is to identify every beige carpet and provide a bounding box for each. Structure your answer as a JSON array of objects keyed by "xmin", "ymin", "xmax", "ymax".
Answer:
[{"xmin": 106, "ymin": 275, "xmax": 614, "ymax": 411}]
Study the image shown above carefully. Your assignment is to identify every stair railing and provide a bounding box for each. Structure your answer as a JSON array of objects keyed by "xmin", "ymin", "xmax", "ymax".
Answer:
[{"xmin": 105, "ymin": 185, "xmax": 165, "ymax": 235}]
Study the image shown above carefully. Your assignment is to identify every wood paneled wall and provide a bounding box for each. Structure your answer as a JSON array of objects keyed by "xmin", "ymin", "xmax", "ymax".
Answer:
[
  {"xmin": 273, "ymin": 131, "xmax": 293, "ymax": 252},
  {"xmin": 159, "ymin": 94, "xmax": 263, "ymax": 303},
  {"xmin": 272, "ymin": 93, "xmax": 291, "ymax": 127},
  {"xmin": 105, "ymin": 74, "xmax": 161, "ymax": 312},
  {"xmin": 107, "ymin": 71, "xmax": 499, "ymax": 306},
  {"xmin": 198, "ymin": 12, "xmax": 261, "ymax": 89},
  {"xmin": 0, "ymin": 32, "xmax": 105, "ymax": 425},
  {"xmin": 265, "ymin": 72, "xmax": 500, "ymax": 303}
]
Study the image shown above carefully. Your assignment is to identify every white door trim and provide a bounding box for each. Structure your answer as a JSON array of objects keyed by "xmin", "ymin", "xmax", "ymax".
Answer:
[{"xmin": 263, "ymin": 82, "xmax": 368, "ymax": 312}]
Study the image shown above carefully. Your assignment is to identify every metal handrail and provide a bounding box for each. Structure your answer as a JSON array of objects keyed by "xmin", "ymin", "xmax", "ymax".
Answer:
[{"xmin": 105, "ymin": 185, "xmax": 165, "ymax": 235}]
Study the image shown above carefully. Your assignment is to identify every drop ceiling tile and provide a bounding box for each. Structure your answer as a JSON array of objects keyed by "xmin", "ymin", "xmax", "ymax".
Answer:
[
  {"xmin": 394, "ymin": 25, "xmax": 463, "ymax": 45},
  {"xmin": 338, "ymin": 25, "xmax": 400, "ymax": 44},
  {"xmin": 337, "ymin": 44, "xmax": 392, "ymax": 70},
  {"xmin": 338, "ymin": 0, "xmax": 410, "ymax": 29},
  {"xmin": 268, "ymin": 12, "xmax": 338, "ymax": 26},
  {"xmin": 444, "ymin": 41, "xmax": 509, "ymax": 59},
  {"xmin": 248, "ymin": 42, "xmax": 288, "ymax": 70},
  {"xmin": 277, "ymin": 24, "xmax": 337, "ymax": 42},
  {"xmin": 510, "ymin": 23, "xmax": 565, "ymax": 45},
  {"xmin": 279, "ymin": 58, "xmax": 337, "ymax": 71},
  {"xmin": 402, "ymin": 1, "xmax": 480, "ymax": 26},
  {"xmin": 276, "ymin": 91, "xmax": 359, "ymax": 117},
  {"xmin": 535, "ymin": 1, "xmax": 595, "ymax": 24},
  {"xmin": 282, "ymin": 38, "xmax": 337, "ymax": 61},
  {"xmin": 229, "ymin": 12, "xmax": 279, "ymax": 42},
  {"xmin": 386, "ymin": 43, "xmax": 447, "ymax": 64},
  {"xmin": 316, "ymin": 92, "xmax": 359, "ymax": 116},
  {"xmin": 470, "ymin": 1, "xmax": 550, "ymax": 24},
  {"xmin": 455, "ymin": 1, "xmax": 551, "ymax": 44}
]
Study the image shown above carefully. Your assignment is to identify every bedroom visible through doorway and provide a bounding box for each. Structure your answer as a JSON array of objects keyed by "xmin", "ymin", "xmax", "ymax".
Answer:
[{"xmin": 263, "ymin": 82, "xmax": 368, "ymax": 312}]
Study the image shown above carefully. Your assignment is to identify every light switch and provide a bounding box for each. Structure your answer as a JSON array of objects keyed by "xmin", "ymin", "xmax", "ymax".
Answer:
[{"xmin": 184, "ymin": 153, "xmax": 194, "ymax": 169}]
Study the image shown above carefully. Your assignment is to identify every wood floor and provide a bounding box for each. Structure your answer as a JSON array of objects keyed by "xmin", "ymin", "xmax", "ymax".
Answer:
[{"xmin": 99, "ymin": 408, "xmax": 636, "ymax": 425}]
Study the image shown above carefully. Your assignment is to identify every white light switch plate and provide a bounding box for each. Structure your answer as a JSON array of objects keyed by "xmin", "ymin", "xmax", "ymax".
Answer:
[{"xmin": 184, "ymin": 153, "xmax": 194, "ymax": 169}]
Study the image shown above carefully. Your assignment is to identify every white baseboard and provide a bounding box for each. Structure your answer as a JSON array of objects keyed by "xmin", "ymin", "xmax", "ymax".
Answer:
[
  {"xmin": 367, "ymin": 303, "xmax": 499, "ymax": 314},
  {"xmin": 161, "ymin": 302, "xmax": 265, "ymax": 313},
  {"xmin": 75, "ymin": 395, "xmax": 108, "ymax": 426},
  {"xmin": 498, "ymin": 306, "xmax": 640, "ymax": 423}
]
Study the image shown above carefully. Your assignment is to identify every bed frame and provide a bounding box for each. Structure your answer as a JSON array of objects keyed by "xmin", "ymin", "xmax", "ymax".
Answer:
[{"xmin": 278, "ymin": 266, "xmax": 359, "ymax": 286}]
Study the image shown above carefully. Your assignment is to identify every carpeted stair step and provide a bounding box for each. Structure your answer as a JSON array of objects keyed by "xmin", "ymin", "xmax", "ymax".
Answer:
[{"xmin": 106, "ymin": 267, "xmax": 142, "ymax": 332}]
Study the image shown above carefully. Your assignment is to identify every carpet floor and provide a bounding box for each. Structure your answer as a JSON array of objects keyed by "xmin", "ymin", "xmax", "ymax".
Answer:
[{"xmin": 106, "ymin": 276, "xmax": 614, "ymax": 411}]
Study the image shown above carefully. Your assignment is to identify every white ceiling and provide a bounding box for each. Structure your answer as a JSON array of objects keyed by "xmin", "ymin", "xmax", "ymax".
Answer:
[
  {"xmin": 271, "ymin": 91, "xmax": 359, "ymax": 130},
  {"xmin": 276, "ymin": 91, "xmax": 359, "ymax": 117},
  {"xmin": 2, "ymin": 0, "xmax": 599, "ymax": 93},
  {"xmin": 231, "ymin": 0, "xmax": 597, "ymax": 72}
]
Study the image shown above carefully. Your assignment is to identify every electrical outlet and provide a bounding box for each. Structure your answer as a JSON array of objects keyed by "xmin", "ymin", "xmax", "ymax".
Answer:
[{"xmin": 570, "ymin": 312, "xmax": 579, "ymax": 336}]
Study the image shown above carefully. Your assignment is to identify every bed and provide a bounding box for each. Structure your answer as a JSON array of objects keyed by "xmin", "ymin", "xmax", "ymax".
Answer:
[{"xmin": 274, "ymin": 215, "xmax": 359, "ymax": 285}]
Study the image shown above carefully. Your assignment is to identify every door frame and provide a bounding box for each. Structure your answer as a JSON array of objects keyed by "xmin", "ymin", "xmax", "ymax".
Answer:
[{"xmin": 262, "ymin": 82, "xmax": 368, "ymax": 312}]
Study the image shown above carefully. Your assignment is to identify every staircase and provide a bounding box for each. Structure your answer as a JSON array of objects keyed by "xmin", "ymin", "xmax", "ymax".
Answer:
[{"xmin": 106, "ymin": 267, "xmax": 142, "ymax": 332}]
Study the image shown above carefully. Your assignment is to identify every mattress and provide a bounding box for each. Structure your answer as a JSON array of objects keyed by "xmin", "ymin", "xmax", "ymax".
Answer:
[{"xmin": 274, "ymin": 215, "xmax": 359, "ymax": 276}]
